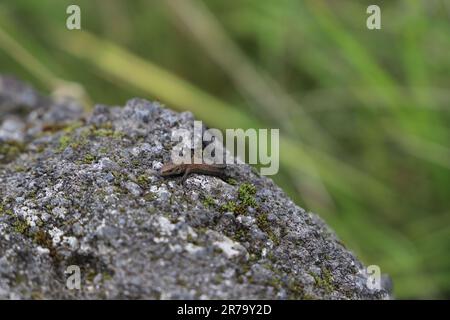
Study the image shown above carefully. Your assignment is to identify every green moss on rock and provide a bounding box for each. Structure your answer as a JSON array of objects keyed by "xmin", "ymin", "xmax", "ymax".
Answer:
[
  {"xmin": 238, "ymin": 183, "xmax": 258, "ymax": 208},
  {"xmin": 310, "ymin": 268, "xmax": 335, "ymax": 294},
  {"xmin": 0, "ymin": 141, "xmax": 25, "ymax": 163},
  {"xmin": 57, "ymin": 135, "xmax": 72, "ymax": 152},
  {"xmin": 13, "ymin": 219, "xmax": 29, "ymax": 235},
  {"xmin": 202, "ymin": 195, "xmax": 216, "ymax": 208},
  {"xmin": 83, "ymin": 154, "xmax": 95, "ymax": 164},
  {"xmin": 256, "ymin": 212, "xmax": 279, "ymax": 245}
]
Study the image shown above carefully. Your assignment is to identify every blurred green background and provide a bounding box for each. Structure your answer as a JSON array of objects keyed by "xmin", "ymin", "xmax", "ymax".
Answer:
[{"xmin": 0, "ymin": 0, "xmax": 449, "ymax": 298}]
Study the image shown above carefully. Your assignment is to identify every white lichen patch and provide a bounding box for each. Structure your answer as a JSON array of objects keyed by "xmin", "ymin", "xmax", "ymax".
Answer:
[
  {"xmin": 156, "ymin": 216, "xmax": 175, "ymax": 236},
  {"xmin": 236, "ymin": 215, "xmax": 256, "ymax": 227},
  {"xmin": 36, "ymin": 246, "xmax": 50, "ymax": 255},
  {"xmin": 53, "ymin": 181, "xmax": 64, "ymax": 192},
  {"xmin": 169, "ymin": 243, "xmax": 183, "ymax": 252},
  {"xmin": 177, "ymin": 225, "xmax": 197, "ymax": 241},
  {"xmin": 207, "ymin": 231, "xmax": 246, "ymax": 259},
  {"xmin": 62, "ymin": 236, "xmax": 78, "ymax": 250},
  {"xmin": 184, "ymin": 243, "xmax": 203, "ymax": 254},
  {"xmin": 94, "ymin": 157, "xmax": 119, "ymax": 172},
  {"xmin": 48, "ymin": 227, "xmax": 64, "ymax": 246},
  {"xmin": 214, "ymin": 238, "xmax": 244, "ymax": 258},
  {"xmin": 185, "ymin": 175, "xmax": 220, "ymax": 192},
  {"xmin": 40, "ymin": 212, "xmax": 51, "ymax": 222},
  {"xmin": 152, "ymin": 216, "xmax": 175, "ymax": 244},
  {"xmin": 16, "ymin": 206, "xmax": 39, "ymax": 228},
  {"xmin": 52, "ymin": 206, "xmax": 67, "ymax": 219},
  {"xmin": 124, "ymin": 181, "xmax": 142, "ymax": 196},
  {"xmin": 261, "ymin": 248, "xmax": 267, "ymax": 258},
  {"xmin": 0, "ymin": 223, "xmax": 10, "ymax": 241},
  {"xmin": 152, "ymin": 161, "xmax": 163, "ymax": 171},
  {"xmin": 149, "ymin": 185, "xmax": 170, "ymax": 201}
]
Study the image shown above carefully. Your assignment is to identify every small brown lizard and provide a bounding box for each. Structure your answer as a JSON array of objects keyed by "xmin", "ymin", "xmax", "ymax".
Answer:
[{"xmin": 160, "ymin": 162, "xmax": 227, "ymax": 183}]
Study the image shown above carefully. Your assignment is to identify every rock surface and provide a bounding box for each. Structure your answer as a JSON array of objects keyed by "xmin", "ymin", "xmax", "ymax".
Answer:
[{"xmin": 0, "ymin": 76, "xmax": 389, "ymax": 299}]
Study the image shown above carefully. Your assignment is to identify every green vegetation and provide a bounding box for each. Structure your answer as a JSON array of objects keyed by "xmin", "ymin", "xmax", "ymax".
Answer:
[
  {"xmin": 220, "ymin": 200, "xmax": 237, "ymax": 214},
  {"xmin": 13, "ymin": 219, "xmax": 29, "ymax": 235},
  {"xmin": 0, "ymin": 202, "xmax": 13, "ymax": 217},
  {"xmin": 91, "ymin": 127, "xmax": 124, "ymax": 139},
  {"xmin": 256, "ymin": 212, "xmax": 279, "ymax": 245},
  {"xmin": 226, "ymin": 178, "xmax": 238, "ymax": 186},
  {"xmin": 0, "ymin": 0, "xmax": 448, "ymax": 298},
  {"xmin": 217, "ymin": 182, "xmax": 259, "ymax": 216},
  {"xmin": 57, "ymin": 135, "xmax": 72, "ymax": 152},
  {"xmin": 202, "ymin": 195, "xmax": 216, "ymax": 208},
  {"xmin": 83, "ymin": 153, "xmax": 95, "ymax": 164},
  {"xmin": 237, "ymin": 183, "xmax": 258, "ymax": 208},
  {"xmin": 310, "ymin": 268, "xmax": 335, "ymax": 294},
  {"xmin": 136, "ymin": 174, "xmax": 149, "ymax": 188},
  {"xmin": 55, "ymin": 123, "xmax": 124, "ymax": 163},
  {"xmin": 0, "ymin": 141, "xmax": 25, "ymax": 163}
]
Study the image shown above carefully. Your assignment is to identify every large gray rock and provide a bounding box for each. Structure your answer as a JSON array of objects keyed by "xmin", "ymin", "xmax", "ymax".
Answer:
[{"xmin": 0, "ymin": 76, "xmax": 389, "ymax": 299}]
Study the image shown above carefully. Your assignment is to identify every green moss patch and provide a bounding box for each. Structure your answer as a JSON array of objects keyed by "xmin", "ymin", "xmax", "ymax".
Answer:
[
  {"xmin": 0, "ymin": 141, "xmax": 25, "ymax": 163},
  {"xmin": 238, "ymin": 183, "xmax": 258, "ymax": 207},
  {"xmin": 218, "ymin": 182, "xmax": 259, "ymax": 215},
  {"xmin": 256, "ymin": 212, "xmax": 279, "ymax": 245},
  {"xmin": 310, "ymin": 268, "xmax": 335, "ymax": 294}
]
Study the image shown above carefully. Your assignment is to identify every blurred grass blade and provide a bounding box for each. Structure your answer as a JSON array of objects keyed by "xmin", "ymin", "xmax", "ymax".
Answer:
[
  {"xmin": 305, "ymin": 0, "xmax": 403, "ymax": 108},
  {"xmin": 0, "ymin": 24, "xmax": 58, "ymax": 88},
  {"xmin": 164, "ymin": 0, "xmax": 334, "ymax": 148},
  {"xmin": 59, "ymin": 30, "xmax": 254, "ymax": 128},
  {"xmin": 393, "ymin": 133, "xmax": 450, "ymax": 170},
  {"xmin": 0, "ymin": 16, "xmax": 91, "ymax": 106}
]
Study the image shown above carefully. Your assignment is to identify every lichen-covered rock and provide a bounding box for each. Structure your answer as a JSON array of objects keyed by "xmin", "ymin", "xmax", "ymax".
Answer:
[{"xmin": 0, "ymin": 76, "xmax": 390, "ymax": 299}]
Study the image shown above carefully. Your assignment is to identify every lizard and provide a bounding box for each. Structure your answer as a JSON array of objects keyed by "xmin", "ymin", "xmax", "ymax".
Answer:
[{"xmin": 160, "ymin": 162, "xmax": 228, "ymax": 183}]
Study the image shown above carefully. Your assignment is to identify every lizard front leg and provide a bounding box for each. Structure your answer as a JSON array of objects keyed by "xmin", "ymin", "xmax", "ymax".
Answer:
[{"xmin": 180, "ymin": 167, "xmax": 192, "ymax": 184}]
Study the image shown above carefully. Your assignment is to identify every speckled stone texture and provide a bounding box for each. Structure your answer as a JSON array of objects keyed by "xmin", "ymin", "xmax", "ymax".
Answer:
[{"xmin": 0, "ymin": 76, "xmax": 390, "ymax": 299}]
